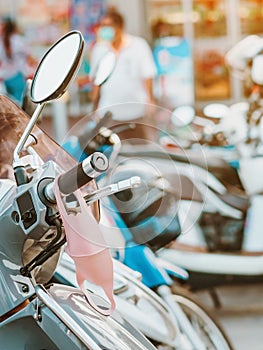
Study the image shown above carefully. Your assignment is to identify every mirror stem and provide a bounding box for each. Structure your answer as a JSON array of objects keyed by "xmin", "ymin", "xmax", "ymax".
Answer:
[{"xmin": 13, "ymin": 103, "xmax": 46, "ymax": 163}]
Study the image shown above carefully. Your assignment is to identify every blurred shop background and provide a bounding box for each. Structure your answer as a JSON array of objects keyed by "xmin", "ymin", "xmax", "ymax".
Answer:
[{"xmin": 1, "ymin": 0, "xmax": 263, "ymax": 139}]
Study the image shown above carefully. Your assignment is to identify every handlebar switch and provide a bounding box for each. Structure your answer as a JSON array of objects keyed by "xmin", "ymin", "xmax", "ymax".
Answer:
[{"xmin": 16, "ymin": 191, "xmax": 37, "ymax": 229}]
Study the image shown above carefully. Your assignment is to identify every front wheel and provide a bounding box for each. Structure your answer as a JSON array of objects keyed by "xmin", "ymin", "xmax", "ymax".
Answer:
[{"xmin": 171, "ymin": 288, "xmax": 233, "ymax": 350}]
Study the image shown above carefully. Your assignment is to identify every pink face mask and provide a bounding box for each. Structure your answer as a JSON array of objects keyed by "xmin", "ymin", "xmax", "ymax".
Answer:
[{"xmin": 53, "ymin": 176, "xmax": 115, "ymax": 315}]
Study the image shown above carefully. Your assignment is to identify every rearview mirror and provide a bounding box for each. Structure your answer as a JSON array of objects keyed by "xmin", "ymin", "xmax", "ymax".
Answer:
[
  {"xmin": 171, "ymin": 106, "xmax": 195, "ymax": 127},
  {"xmin": 93, "ymin": 51, "xmax": 116, "ymax": 86},
  {"xmin": 31, "ymin": 30, "xmax": 84, "ymax": 103},
  {"xmin": 14, "ymin": 31, "xmax": 84, "ymax": 162},
  {"xmin": 203, "ymin": 103, "xmax": 229, "ymax": 120}
]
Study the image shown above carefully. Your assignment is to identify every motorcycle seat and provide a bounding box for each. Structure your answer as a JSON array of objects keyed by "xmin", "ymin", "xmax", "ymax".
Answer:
[{"xmin": 120, "ymin": 145, "xmax": 243, "ymax": 189}]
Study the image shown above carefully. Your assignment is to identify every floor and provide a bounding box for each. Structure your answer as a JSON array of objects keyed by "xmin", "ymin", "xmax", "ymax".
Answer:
[{"xmin": 195, "ymin": 283, "xmax": 263, "ymax": 350}]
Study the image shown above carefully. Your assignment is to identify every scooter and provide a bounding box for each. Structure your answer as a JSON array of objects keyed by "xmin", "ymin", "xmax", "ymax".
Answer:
[
  {"xmin": 162, "ymin": 34, "xmax": 263, "ymax": 196},
  {"xmin": 114, "ymin": 139, "xmax": 263, "ymax": 289},
  {"xmin": 117, "ymin": 132, "xmax": 263, "ymax": 302},
  {"xmin": 60, "ymin": 111, "xmax": 233, "ymax": 350},
  {"xmin": 145, "ymin": 37, "xmax": 263, "ymax": 296},
  {"xmin": 0, "ymin": 30, "xmax": 158, "ymax": 350}
]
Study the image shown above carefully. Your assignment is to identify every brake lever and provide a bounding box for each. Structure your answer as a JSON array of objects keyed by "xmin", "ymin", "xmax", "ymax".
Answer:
[{"xmin": 85, "ymin": 176, "xmax": 141, "ymax": 205}]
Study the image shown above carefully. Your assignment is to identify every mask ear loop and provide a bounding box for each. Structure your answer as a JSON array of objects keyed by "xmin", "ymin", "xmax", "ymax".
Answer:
[
  {"xmin": 53, "ymin": 176, "xmax": 115, "ymax": 315},
  {"xmin": 75, "ymin": 255, "xmax": 115, "ymax": 315}
]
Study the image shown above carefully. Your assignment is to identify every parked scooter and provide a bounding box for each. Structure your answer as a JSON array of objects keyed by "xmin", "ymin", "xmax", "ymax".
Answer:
[
  {"xmin": 160, "ymin": 102, "xmax": 263, "ymax": 196},
  {"xmin": 162, "ymin": 35, "xmax": 263, "ymax": 196},
  {"xmin": 114, "ymin": 136, "xmax": 263, "ymax": 290},
  {"xmin": 144, "ymin": 36, "xmax": 263, "ymax": 295},
  {"xmin": 61, "ymin": 111, "xmax": 233, "ymax": 350},
  {"xmin": 117, "ymin": 129, "xmax": 263, "ymax": 299},
  {"xmin": 0, "ymin": 30, "xmax": 159, "ymax": 350}
]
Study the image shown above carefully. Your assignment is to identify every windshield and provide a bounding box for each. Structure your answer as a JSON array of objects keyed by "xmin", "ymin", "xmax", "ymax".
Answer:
[
  {"xmin": 0, "ymin": 95, "xmax": 76, "ymax": 175},
  {"xmin": 0, "ymin": 95, "xmax": 99, "ymax": 218}
]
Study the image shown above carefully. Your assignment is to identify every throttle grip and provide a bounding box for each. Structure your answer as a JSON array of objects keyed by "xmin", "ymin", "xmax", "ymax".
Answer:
[{"xmin": 58, "ymin": 152, "xmax": 108, "ymax": 195}]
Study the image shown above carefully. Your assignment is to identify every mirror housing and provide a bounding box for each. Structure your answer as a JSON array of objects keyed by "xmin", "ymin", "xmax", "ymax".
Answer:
[
  {"xmin": 93, "ymin": 51, "xmax": 116, "ymax": 86},
  {"xmin": 171, "ymin": 106, "xmax": 195, "ymax": 127},
  {"xmin": 225, "ymin": 35, "xmax": 263, "ymax": 79},
  {"xmin": 14, "ymin": 31, "xmax": 84, "ymax": 163},
  {"xmin": 203, "ymin": 103, "xmax": 229, "ymax": 120},
  {"xmin": 31, "ymin": 30, "xmax": 84, "ymax": 103}
]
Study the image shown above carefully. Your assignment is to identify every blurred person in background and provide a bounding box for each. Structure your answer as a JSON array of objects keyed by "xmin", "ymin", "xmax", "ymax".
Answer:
[
  {"xmin": 0, "ymin": 17, "xmax": 30, "ymax": 105},
  {"xmin": 89, "ymin": 7, "xmax": 157, "ymax": 143}
]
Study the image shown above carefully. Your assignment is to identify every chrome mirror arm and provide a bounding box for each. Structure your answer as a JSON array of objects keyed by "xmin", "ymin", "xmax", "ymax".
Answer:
[{"xmin": 13, "ymin": 103, "xmax": 46, "ymax": 164}]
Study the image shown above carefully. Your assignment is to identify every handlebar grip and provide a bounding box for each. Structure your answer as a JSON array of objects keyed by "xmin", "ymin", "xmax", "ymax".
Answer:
[{"xmin": 58, "ymin": 152, "xmax": 108, "ymax": 195}]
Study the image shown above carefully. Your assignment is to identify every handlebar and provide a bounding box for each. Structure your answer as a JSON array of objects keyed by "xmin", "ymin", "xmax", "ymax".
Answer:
[{"xmin": 57, "ymin": 152, "xmax": 108, "ymax": 195}]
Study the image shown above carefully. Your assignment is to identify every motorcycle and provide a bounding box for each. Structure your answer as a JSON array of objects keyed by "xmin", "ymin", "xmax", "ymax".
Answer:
[
  {"xmin": 114, "ymin": 137, "xmax": 263, "ymax": 293},
  {"xmin": 161, "ymin": 35, "xmax": 263, "ymax": 197},
  {"xmin": 60, "ymin": 110, "xmax": 234, "ymax": 350},
  {"xmin": 143, "ymin": 36, "xmax": 263, "ymax": 296},
  {"xmin": 0, "ymin": 30, "xmax": 158, "ymax": 350},
  {"xmin": 115, "ymin": 128, "xmax": 263, "ymax": 301}
]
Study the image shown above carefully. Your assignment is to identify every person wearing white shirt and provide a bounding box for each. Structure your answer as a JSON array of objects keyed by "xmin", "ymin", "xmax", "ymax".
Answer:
[{"xmin": 89, "ymin": 8, "xmax": 157, "ymax": 142}]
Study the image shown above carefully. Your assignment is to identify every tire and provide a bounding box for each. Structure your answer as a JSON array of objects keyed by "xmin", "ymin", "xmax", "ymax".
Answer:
[{"xmin": 171, "ymin": 287, "xmax": 234, "ymax": 350}]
